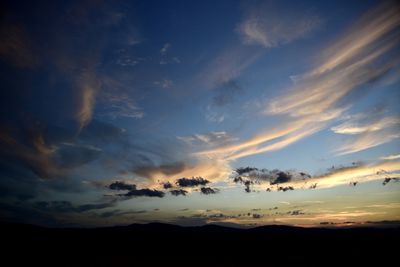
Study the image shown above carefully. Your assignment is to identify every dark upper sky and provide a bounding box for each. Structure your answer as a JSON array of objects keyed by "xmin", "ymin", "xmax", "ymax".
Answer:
[{"xmin": 0, "ymin": 0, "xmax": 399, "ymax": 227}]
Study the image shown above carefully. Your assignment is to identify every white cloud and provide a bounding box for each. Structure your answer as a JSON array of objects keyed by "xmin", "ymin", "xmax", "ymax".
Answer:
[
  {"xmin": 332, "ymin": 115, "xmax": 400, "ymax": 155},
  {"xmin": 160, "ymin": 43, "xmax": 171, "ymax": 55},
  {"xmin": 381, "ymin": 154, "xmax": 400, "ymax": 160},
  {"xmin": 332, "ymin": 116, "xmax": 400, "ymax": 135},
  {"xmin": 197, "ymin": 2, "xmax": 400, "ymax": 160},
  {"xmin": 178, "ymin": 132, "xmax": 238, "ymax": 147},
  {"xmin": 237, "ymin": 3, "xmax": 321, "ymax": 48}
]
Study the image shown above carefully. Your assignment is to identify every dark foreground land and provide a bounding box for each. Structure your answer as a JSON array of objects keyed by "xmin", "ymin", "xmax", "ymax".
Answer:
[{"xmin": 1, "ymin": 222, "xmax": 399, "ymax": 267}]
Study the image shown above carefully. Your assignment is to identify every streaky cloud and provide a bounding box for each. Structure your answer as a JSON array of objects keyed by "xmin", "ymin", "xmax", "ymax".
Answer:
[
  {"xmin": 197, "ymin": 2, "xmax": 400, "ymax": 160},
  {"xmin": 237, "ymin": 2, "xmax": 321, "ymax": 48}
]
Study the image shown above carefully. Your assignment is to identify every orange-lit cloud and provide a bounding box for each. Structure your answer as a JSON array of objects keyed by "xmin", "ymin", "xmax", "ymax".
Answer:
[{"xmin": 288, "ymin": 160, "xmax": 400, "ymax": 189}]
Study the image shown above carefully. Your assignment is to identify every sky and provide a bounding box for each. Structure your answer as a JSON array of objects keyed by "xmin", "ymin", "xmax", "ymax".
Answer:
[{"xmin": 0, "ymin": 0, "xmax": 399, "ymax": 228}]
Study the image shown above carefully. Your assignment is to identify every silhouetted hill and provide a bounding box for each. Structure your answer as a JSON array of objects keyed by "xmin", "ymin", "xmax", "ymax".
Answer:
[{"xmin": 1, "ymin": 222, "xmax": 398, "ymax": 266}]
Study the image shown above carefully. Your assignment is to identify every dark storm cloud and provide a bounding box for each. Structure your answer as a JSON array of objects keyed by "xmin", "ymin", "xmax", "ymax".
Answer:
[
  {"xmin": 176, "ymin": 177, "xmax": 210, "ymax": 187},
  {"xmin": 200, "ymin": 187, "xmax": 219, "ymax": 195},
  {"xmin": 170, "ymin": 189, "xmax": 188, "ymax": 196}
]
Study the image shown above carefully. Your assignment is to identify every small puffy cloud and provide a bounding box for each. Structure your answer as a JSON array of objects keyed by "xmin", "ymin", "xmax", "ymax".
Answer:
[
  {"xmin": 200, "ymin": 187, "xmax": 219, "ymax": 195},
  {"xmin": 170, "ymin": 189, "xmax": 188, "ymax": 196},
  {"xmin": 108, "ymin": 181, "xmax": 165, "ymax": 198},
  {"xmin": 109, "ymin": 181, "xmax": 136, "ymax": 191},
  {"xmin": 160, "ymin": 43, "xmax": 171, "ymax": 55},
  {"xmin": 277, "ymin": 186, "xmax": 294, "ymax": 192},
  {"xmin": 162, "ymin": 182, "xmax": 173, "ymax": 189},
  {"xmin": 123, "ymin": 188, "xmax": 165, "ymax": 198},
  {"xmin": 176, "ymin": 177, "xmax": 210, "ymax": 187}
]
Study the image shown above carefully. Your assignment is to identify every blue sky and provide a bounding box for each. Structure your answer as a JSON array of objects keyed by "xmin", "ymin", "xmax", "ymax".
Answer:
[{"xmin": 0, "ymin": 0, "xmax": 399, "ymax": 227}]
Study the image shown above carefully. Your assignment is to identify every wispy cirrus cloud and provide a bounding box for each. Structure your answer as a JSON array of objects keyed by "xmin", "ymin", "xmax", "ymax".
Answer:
[
  {"xmin": 178, "ymin": 131, "xmax": 238, "ymax": 147},
  {"xmin": 197, "ymin": 2, "xmax": 400, "ymax": 161},
  {"xmin": 294, "ymin": 160, "xmax": 400, "ymax": 189},
  {"xmin": 331, "ymin": 116, "xmax": 400, "ymax": 135},
  {"xmin": 381, "ymin": 154, "xmax": 400, "ymax": 161},
  {"xmin": 237, "ymin": 2, "xmax": 321, "ymax": 48},
  {"xmin": 332, "ymin": 115, "xmax": 400, "ymax": 155}
]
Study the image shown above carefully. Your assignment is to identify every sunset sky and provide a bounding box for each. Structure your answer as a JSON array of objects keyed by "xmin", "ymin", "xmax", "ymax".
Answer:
[{"xmin": 0, "ymin": 0, "xmax": 399, "ymax": 227}]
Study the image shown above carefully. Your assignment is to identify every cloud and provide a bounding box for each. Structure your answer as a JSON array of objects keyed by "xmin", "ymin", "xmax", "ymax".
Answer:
[
  {"xmin": 199, "ymin": 45, "xmax": 263, "ymax": 89},
  {"xmin": 160, "ymin": 43, "xmax": 171, "ymax": 55},
  {"xmin": 252, "ymin": 213, "xmax": 263, "ymax": 219},
  {"xmin": 176, "ymin": 177, "xmax": 210, "ymax": 187},
  {"xmin": 331, "ymin": 116, "xmax": 400, "ymax": 135},
  {"xmin": 335, "ymin": 130, "xmax": 400, "ymax": 155},
  {"xmin": 109, "ymin": 181, "xmax": 136, "ymax": 191},
  {"xmin": 34, "ymin": 200, "xmax": 115, "ymax": 213},
  {"xmin": 178, "ymin": 131, "xmax": 238, "ymax": 147},
  {"xmin": 289, "ymin": 210, "xmax": 304, "ymax": 216},
  {"xmin": 170, "ymin": 189, "xmax": 188, "ymax": 196},
  {"xmin": 76, "ymin": 70, "xmax": 99, "ymax": 130},
  {"xmin": 277, "ymin": 186, "xmax": 294, "ymax": 192},
  {"xmin": 0, "ymin": 129, "xmax": 59, "ymax": 179},
  {"xmin": 212, "ymin": 80, "xmax": 243, "ymax": 107},
  {"xmin": 232, "ymin": 159, "xmax": 400, "ymax": 191},
  {"xmin": 153, "ymin": 79, "xmax": 174, "ymax": 89},
  {"xmin": 197, "ymin": 2, "xmax": 400, "ymax": 160},
  {"xmin": 123, "ymin": 188, "xmax": 165, "ymax": 198},
  {"xmin": 0, "ymin": 21, "xmax": 38, "ymax": 68},
  {"xmin": 134, "ymin": 162, "xmax": 187, "ymax": 179},
  {"xmin": 200, "ymin": 187, "xmax": 219, "ymax": 195},
  {"xmin": 99, "ymin": 77, "xmax": 144, "ymax": 119},
  {"xmin": 162, "ymin": 182, "xmax": 173, "ymax": 189},
  {"xmin": 54, "ymin": 142, "xmax": 102, "ymax": 168},
  {"xmin": 237, "ymin": 2, "xmax": 321, "ymax": 48},
  {"xmin": 108, "ymin": 181, "xmax": 165, "ymax": 198},
  {"xmin": 232, "ymin": 167, "xmax": 311, "ymax": 192},
  {"xmin": 287, "ymin": 160, "xmax": 400, "ymax": 189},
  {"xmin": 381, "ymin": 154, "xmax": 400, "ymax": 160},
  {"xmin": 332, "ymin": 115, "xmax": 400, "ymax": 155},
  {"xmin": 130, "ymin": 158, "xmax": 231, "ymax": 188}
]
